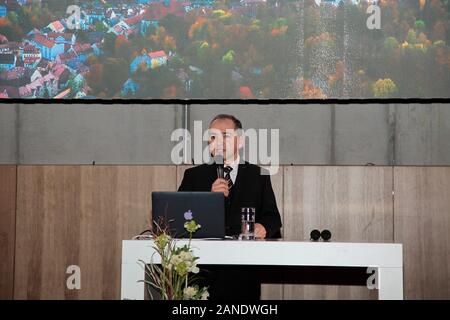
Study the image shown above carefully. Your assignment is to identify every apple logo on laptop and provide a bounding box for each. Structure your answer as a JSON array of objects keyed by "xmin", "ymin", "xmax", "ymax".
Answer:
[{"xmin": 184, "ymin": 209, "xmax": 193, "ymax": 221}]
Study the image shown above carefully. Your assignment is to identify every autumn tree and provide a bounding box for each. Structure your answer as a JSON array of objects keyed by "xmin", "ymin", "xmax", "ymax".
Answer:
[
  {"xmin": 86, "ymin": 63, "xmax": 104, "ymax": 94},
  {"xmin": 103, "ymin": 33, "xmax": 117, "ymax": 54},
  {"xmin": 238, "ymin": 86, "xmax": 254, "ymax": 99},
  {"xmin": 160, "ymin": 13, "xmax": 190, "ymax": 48},
  {"xmin": 134, "ymin": 65, "xmax": 181, "ymax": 99},
  {"xmin": 372, "ymin": 78, "xmax": 398, "ymax": 98},
  {"xmin": 302, "ymin": 79, "xmax": 326, "ymax": 99},
  {"xmin": 0, "ymin": 16, "xmax": 23, "ymax": 41},
  {"xmin": 102, "ymin": 58, "xmax": 129, "ymax": 97},
  {"xmin": 115, "ymin": 35, "xmax": 132, "ymax": 62}
]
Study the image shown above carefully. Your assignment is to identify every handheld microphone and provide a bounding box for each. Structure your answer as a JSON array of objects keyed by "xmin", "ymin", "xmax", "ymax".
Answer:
[{"xmin": 214, "ymin": 154, "xmax": 224, "ymax": 179}]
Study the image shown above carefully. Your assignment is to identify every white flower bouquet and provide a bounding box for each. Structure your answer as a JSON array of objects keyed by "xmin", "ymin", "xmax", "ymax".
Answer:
[{"xmin": 141, "ymin": 212, "xmax": 209, "ymax": 300}]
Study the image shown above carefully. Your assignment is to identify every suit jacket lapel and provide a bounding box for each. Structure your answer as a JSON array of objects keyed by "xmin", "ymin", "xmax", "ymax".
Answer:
[
  {"xmin": 205, "ymin": 164, "xmax": 218, "ymax": 189},
  {"xmin": 230, "ymin": 162, "xmax": 248, "ymax": 209}
]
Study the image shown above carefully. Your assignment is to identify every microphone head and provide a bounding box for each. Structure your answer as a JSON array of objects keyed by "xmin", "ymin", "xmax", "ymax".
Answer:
[
  {"xmin": 310, "ymin": 229, "xmax": 321, "ymax": 241},
  {"xmin": 214, "ymin": 154, "xmax": 224, "ymax": 179},
  {"xmin": 321, "ymin": 229, "xmax": 332, "ymax": 241},
  {"xmin": 214, "ymin": 154, "xmax": 224, "ymax": 165}
]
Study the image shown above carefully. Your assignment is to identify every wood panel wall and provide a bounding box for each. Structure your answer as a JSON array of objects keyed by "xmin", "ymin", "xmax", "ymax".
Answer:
[
  {"xmin": 282, "ymin": 166, "xmax": 393, "ymax": 299},
  {"xmin": 14, "ymin": 166, "xmax": 176, "ymax": 299},
  {"xmin": 394, "ymin": 167, "xmax": 450, "ymax": 299},
  {"xmin": 0, "ymin": 166, "xmax": 16, "ymax": 300},
  {"xmin": 260, "ymin": 167, "xmax": 284, "ymax": 300},
  {"xmin": 8, "ymin": 165, "xmax": 450, "ymax": 299}
]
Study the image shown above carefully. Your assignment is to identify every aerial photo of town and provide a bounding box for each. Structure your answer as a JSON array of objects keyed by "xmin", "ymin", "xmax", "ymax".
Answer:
[{"xmin": 0, "ymin": 0, "xmax": 449, "ymax": 99}]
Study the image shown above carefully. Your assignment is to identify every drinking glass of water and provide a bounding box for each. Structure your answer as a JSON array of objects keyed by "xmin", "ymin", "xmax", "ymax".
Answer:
[{"xmin": 239, "ymin": 207, "xmax": 255, "ymax": 240}]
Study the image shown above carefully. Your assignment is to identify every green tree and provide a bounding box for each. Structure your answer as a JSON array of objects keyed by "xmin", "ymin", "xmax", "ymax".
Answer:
[
  {"xmin": 372, "ymin": 79, "xmax": 398, "ymax": 98},
  {"xmin": 103, "ymin": 33, "xmax": 116, "ymax": 54},
  {"xmin": 407, "ymin": 29, "xmax": 418, "ymax": 44},
  {"xmin": 384, "ymin": 37, "xmax": 399, "ymax": 50},
  {"xmin": 95, "ymin": 21, "xmax": 108, "ymax": 32},
  {"xmin": 7, "ymin": 12, "xmax": 19, "ymax": 25},
  {"xmin": 414, "ymin": 19, "xmax": 426, "ymax": 31},
  {"xmin": 66, "ymin": 78, "xmax": 81, "ymax": 98},
  {"xmin": 222, "ymin": 50, "xmax": 235, "ymax": 65},
  {"xmin": 103, "ymin": 58, "xmax": 129, "ymax": 97},
  {"xmin": 134, "ymin": 65, "xmax": 180, "ymax": 98}
]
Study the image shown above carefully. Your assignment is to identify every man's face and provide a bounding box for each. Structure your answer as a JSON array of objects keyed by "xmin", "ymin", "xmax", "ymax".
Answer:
[{"xmin": 208, "ymin": 118, "xmax": 241, "ymax": 162}]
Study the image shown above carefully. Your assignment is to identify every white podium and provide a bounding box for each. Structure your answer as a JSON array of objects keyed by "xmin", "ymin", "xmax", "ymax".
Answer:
[{"xmin": 121, "ymin": 239, "xmax": 403, "ymax": 300}]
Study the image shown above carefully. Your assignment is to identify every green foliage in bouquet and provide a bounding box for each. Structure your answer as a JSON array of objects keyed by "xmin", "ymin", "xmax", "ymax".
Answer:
[{"xmin": 140, "ymin": 214, "xmax": 209, "ymax": 300}]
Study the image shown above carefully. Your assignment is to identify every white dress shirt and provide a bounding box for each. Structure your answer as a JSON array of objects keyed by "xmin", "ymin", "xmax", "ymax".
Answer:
[{"xmin": 225, "ymin": 155, "xmax": 240, "ymax": 184}]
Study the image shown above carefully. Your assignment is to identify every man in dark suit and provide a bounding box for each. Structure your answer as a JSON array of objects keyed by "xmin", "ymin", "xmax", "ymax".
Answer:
[{"xmin": 178, "ymin": 114, "xmax": 282, "ymax": 300}]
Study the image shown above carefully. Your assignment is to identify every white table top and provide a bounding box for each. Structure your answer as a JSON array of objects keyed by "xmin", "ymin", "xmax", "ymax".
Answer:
[{"xmin": 122, "ymin": 239, "xmax": 403, "ymax": 268}]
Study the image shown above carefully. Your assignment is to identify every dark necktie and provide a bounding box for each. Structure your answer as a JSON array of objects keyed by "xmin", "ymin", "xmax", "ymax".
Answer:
[{"xmin": 224, "ymin": 166, "xmax": 233, "ymax": 189}]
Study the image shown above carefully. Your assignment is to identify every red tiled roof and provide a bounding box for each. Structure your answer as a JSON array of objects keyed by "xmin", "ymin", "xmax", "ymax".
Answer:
[
  {"xmin": 0, "ymin": 89, "xmax": 9, "ymax": 99},
  {"xmin": 0, "ymin": 34, "xmax": 8, "ymax": 43},
  {"xmin": 148, "ymin": 50, "xmax": 167, "ymax": 59},
  {"xmin": 0, "ymin": 86, "xmax": 19, "ymax": 98},
  {"xmin": 58, "ymin": 51, "xmax": 77, "ymax": 61},
  {"xmin": 23, "ymin": 57, "xmax": 40, "ymax": 65},
  {"xmin": 34, "ymin": 34, "xmax": 56, "ymax": 48},
  {"xmin": 49, "ymin": 21, "xmax": 64, "ymax": 31},
  {"xmin": 23, "ymin": 44, "xmax": 40, "ymax": 54},
  {"xmin": 73, "ymin": 43, "xmax": 92, "ymax": 53},
  {"xmin": 20, "ymin": 73, "xmax": 56, "ymax": 95},
  {"xmin": 124, "ymin": 14, "xmax": 143, "ymax": 26},
  {"xmin": 19, "ymin": 85, "xmax": 32, "ymax": 97}
]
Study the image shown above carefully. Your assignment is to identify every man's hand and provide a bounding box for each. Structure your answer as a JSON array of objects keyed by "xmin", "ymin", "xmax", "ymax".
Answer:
[
  {"xmin": 255, "ymin": 223, "xmax": 267, "ymax": 239},
  {"xmin": 211, "ymin": 178, "xmax": 229, "ymax": 197}
]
